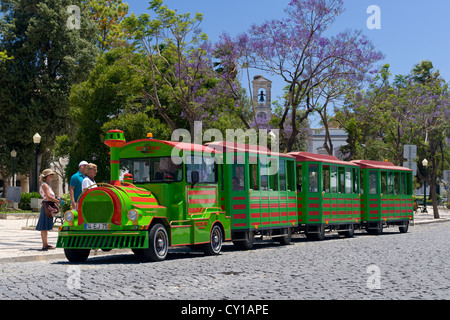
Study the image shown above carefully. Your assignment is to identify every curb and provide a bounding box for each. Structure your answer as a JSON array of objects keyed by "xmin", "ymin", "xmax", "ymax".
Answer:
[
  {"xmin": 0, "ymin": 249, "xmax": 128, "ymax": 264},
  {"xmin": 413, "ymin": 219, "xmax": 450, "ymax": 225}
]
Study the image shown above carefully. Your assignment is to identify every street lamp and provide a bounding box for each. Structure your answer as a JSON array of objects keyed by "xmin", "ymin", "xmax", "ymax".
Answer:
[
  {"xmin": 10, "ymin": 149, "xmax": 17, "ymax": 187},
  {"xmin": 33, "ymin": 133, "xmax": 41, "ymax": 192},
  {"xmin": 422, "ymin": 158, "xmax": 428, "ymax": 213}
]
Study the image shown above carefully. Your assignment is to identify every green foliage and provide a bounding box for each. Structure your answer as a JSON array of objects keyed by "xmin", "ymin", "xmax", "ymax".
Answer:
[
  {"xmin": 19, "ymin": 192, "xmax": 42, "ymax": 211},
  {"xmin": 59, "ymin": 193, "xmax": 72, "ymax": 212},
  {"xmin": 67, "ymin": 47, "xmax": 173, "ymax": 182},
  {"xmin": 0, "ymin": 0, "xmax": 99, "ymax": 188},
  {"xmin": 336, "ymin": 60, "xmax": 450, "ymax": 216},
  {"xmin": 0, "ymin": 198, "xmax": 8, "ymax": 212},
  {"xmin": 122, "ymin": 1, "xmax": 243, "ymax": 137},
  {"xmin": 102, "ymin": 112, "xmax": 172, "ymax": 142},
  {"xmin": 0, "ymin": 50, "xmax": 13, "ymax": 61},
  {"xmin": 88, "ymin": 0, "xmax": 130, "ymax": 52}
]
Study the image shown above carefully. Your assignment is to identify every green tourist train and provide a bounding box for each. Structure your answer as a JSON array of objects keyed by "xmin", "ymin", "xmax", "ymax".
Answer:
[{"xmin": 57, "ymin": 130, "xmax": 414, "ymax": 262}]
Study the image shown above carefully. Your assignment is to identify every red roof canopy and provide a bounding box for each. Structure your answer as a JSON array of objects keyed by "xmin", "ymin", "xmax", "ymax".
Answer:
[
  {"xmin": 120, "ymin": 139, "xmax": 219, "ymax": 154},
  {"xmin": 206, "ymin": 141, "xmax": 294, "ymax": 158},
  {"xmin": 351, "ymin": 160, "xmax": 412, "ymax": 171},
  {"xmin": 288, "ymin": 152, "xmax": 358, "ymax": 167}
]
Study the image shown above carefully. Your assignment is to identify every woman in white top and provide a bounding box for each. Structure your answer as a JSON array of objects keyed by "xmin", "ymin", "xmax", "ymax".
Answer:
[
  {"xmin": 82, "ymin": 163, "xmax": 98, "ymax": 191},
  {"xmin": 36, "ymin": 169, "xmax": 61, "ymax": 250}
]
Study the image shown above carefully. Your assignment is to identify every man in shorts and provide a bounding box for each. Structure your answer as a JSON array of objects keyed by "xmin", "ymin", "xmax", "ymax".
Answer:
[{"xmin": 69, "ymin": 161, "xmax": 88, "ymax": 210}]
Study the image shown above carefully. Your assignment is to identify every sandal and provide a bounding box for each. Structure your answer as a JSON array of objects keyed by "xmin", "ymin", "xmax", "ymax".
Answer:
[{"xmin": 42, "ymin": 245, "xmax": 56, "ymax": 250}]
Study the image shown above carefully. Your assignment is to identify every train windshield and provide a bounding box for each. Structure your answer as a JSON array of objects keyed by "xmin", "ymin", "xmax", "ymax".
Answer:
[{"xmin": 120, "ymin": 157, "xmax": 183, "ymax": 183}]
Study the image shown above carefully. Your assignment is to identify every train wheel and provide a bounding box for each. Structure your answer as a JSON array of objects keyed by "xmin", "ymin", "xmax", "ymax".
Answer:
[
  {"xmin": 399, "ymin": 221, "xmax": 409, "ymax": 233},
  {"xmin": 338, "ymin": 224, "xmax": 355, "ymax": 238},
  {"xmin": 64, "ymin": 248, "xmax": 90, "ymax": 263},
  {"xmin": 202, "ymin": 224, "xmax": 223, "ymax": 255},
  {"xmin": 233, "ymin": 231, "xmax": 255, "ymax": 250},
  {"xmin": 143, "ymin": 223, "xmax": 168, "ymax": 262},
  {"xmin": 367, "ymin": 222, "xmax": 383, "ymax": 235},
  {"xmin": 306, "ymin": 225, "xmax": 325, "ymax": 241},
  {"xmin": 275, "ymin": 227, "xmax": 292, "ymax": 245}
]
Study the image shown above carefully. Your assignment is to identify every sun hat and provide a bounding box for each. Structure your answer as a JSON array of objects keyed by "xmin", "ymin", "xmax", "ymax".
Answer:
[
  {"xmin": 78, "ymin": 160, "xmax": 88, "ymax": 167},
  {"xmin": 40, "ymin": 169, "xmax": 55, "ymax": 181}
]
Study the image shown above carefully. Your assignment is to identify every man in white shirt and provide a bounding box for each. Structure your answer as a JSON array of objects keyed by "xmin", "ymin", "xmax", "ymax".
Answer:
[{"xmin": 82, "ymin": 163, "xmax": 98, "ymax": 191}]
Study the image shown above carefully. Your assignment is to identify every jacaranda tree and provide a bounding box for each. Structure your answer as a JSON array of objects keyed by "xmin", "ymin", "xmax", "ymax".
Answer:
[{"xmin": 216, "ymin": 0, "xmax": 384, "ymax": 152}]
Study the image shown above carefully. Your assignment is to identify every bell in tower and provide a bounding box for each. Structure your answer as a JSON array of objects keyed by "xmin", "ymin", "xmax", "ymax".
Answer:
[
  {"xmin": 252, "ymin": 75, "xmax": 272, "ymax": 121},
  {"xmin": 258, "ymin": 89, "xmax": 266, "ymax": 102}
]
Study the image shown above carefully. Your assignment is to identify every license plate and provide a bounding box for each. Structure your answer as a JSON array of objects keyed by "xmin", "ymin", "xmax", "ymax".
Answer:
[{"xmin": 84, "ymin": 223, "xmax": 110, "ymax": 230}]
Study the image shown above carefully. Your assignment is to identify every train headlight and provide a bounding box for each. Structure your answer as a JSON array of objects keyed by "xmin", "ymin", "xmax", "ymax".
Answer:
[
  {"xmin": 128, "ymin": 209, "xmax": 139, "ymax": 221},
  {"xmin": 64, "ymin": 210, "xmax": 74, "ymax": 222}
]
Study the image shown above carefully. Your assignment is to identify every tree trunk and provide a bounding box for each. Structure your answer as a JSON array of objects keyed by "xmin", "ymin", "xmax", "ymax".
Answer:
[{"xmin": 429, "ymin": 180, "xmax": 440, "ymax": 219}]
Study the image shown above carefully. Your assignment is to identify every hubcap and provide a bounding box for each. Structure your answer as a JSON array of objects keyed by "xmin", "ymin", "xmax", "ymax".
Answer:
[
  {"xmin": 155, "ymin": 231, "xmax": 167, "ymax": 255},
  {"xmin": 211, "ymin": 227, "xmax": 222, "ymax": 251}
]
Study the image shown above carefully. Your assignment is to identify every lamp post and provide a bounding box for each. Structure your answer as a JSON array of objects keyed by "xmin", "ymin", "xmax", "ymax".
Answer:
[
  {"xmin": 422, "ymin": 158, "xmax": 428, "ymax": 213},
  {"xmin": 10, "ymin": 149, "xmax": 17, "ymax": 187},
  {"xmin": 33, "ymin": 133, "xmax": 41, "ymax": 192}
]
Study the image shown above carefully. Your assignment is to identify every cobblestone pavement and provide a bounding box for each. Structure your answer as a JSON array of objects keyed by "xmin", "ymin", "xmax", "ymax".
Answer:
[{"xmin": 0, "ymin": 223, "xmax": 449, "ymax": 300}]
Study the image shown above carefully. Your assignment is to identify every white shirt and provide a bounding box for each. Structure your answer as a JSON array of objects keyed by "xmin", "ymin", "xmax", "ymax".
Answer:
[
  {"xmin": 82, "ymin": 177, "xmax": 96, "ymax": 191},
  {"xmin": 39, "ymin": 182, "xmax": 55, "ymax": 201}
]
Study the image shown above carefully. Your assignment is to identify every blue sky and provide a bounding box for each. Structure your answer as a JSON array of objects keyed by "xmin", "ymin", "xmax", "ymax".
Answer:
[{"xmin": 128, "ymin": 0, "xmax": 450, "ymax": 126}]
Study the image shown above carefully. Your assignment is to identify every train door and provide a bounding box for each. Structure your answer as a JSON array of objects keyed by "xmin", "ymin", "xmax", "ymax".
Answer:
[
  {"xmin": 352, "ymin": 167, "xmax": 361, "ymax": 223},
  {"xmin": 367, "ymin": 169, "xmax": 380, "ymax": 218},
  {"xmin": 230, "ymin": 154, "xmax": 248, "ymax": 230},
  {"xmin": 286, "ymin": 159, "xmax": 297, "ymax": 226},
  {"xmin": 249, "ymin": 154, "xmax": 261, "ymax": 228},
  {"xmin": 278, "ymin": 158, "xmax": 288, "ymax": 225},
  {"xmin": 322, "ymin": 164, "xmax": 331, "ymax": 224},
  {"xmin": 393, "ymin": 171, "xmax": 401, "ymax": 220},
  {"xmin": 344, "ymin": 167, "xmax": 353, "ymax": 222},
  {"xmin": 380, "ymin": 170, "xmax": 389, "ymax": 220},
  {"xmin": 296, "ymin": 163, "xmax": 305, "ymax": 224},
  {"xmin": 337, "ymin": 166, "xmax": 347, "ymax": 222},
  {"xmin": 259, "ymin": 156, "xmax": 271, "ymax": 227},
  {"xmin": 329, "ymin": 165, "xmax": 338, "ymax": 223},
  {"xmin": 306, "ymin": 163, "xmax": 321, "ymax": 224},
  {"xmin": 400, "ymin": 172, "xmax": 406, "ymax": 217},
  {"xmin": 268, "ymin": 157, "xmax": 280, "ymax": 225}
]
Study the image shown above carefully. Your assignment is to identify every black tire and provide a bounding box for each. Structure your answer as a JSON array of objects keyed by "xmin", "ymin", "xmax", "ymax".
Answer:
[
  {"xmin": 275, "ymin": 227, "xmax": 292, "ymax": 245},
  {"xmin": 131, "ymin": 248, "xmax": 144, "ymax": 258},
  {"xmin": 202, "ymin": 224, "xmax": 223, "ymax": 255},
  {"xmin": 367, "ymin": 222, "xmax": 383, "ymax": 235},
  {"xmin": 143, "ymin": 223, "xmax": 169, "ymax": 262},
  {"xmin": 233, "ymin": 230, "xmax": 255, "ymax": 250},
  {"xmin": 64, "ymin": 248, "xmax": 90, "ymax": 263},
  {"xmin": 338, "ymin": 224, "xmax": 355, "ymax": 238},
  {"xmin": 399, "ymin": 221, "xmax": 409, "ymax": 233},
  {"xmin": 306, "ymin": 225, "xmax": 325, "ymax": 241}
]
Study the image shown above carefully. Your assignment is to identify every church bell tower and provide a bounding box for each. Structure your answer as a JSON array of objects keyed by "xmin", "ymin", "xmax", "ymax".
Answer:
[{"xmin": 252, "ymin": 75, "xmax": 272, "ymax": 123}]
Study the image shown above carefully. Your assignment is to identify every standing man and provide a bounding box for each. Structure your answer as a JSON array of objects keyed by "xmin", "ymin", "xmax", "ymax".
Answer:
[{"xmin": 69, "ymin": 161, "xmax": 88, "ymax": 210}]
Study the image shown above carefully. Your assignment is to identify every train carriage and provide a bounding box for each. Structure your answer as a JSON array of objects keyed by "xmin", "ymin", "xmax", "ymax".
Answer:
[
  {"xmin": 57, "ymin": 130, "xmax": 231, "ymax": 262},
  {"xmin": 351, "ymin": 160, "xmax": 414, "ymax": 234},
  {"xmin": 289, "ymin": 152, "xmax": 361, "ymax": 240},
  {"xmin": 206, "ymin": 141, "xmax": 297, "ymax": 249},
  {"xmin": 57, "ymin": 129, "xmax": 415, "ymax": 263}
]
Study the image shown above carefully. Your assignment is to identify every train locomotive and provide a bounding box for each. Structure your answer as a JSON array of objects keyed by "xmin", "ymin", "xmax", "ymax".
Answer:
[{"xmin": 57, "ymin": 130, "xmax": 414, "ymax": 262}]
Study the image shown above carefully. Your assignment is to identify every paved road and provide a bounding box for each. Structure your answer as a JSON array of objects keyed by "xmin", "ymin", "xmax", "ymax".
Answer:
[{"xmin": 0, "ymin": 222, "xmax": 449, "ymax": 300}]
